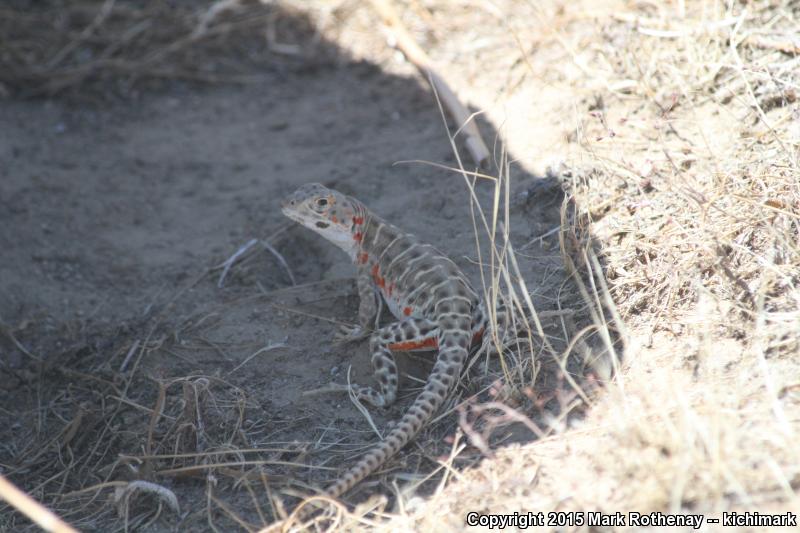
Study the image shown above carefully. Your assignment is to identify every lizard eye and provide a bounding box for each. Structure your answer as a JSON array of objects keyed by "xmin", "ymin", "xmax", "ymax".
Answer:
[{"xmin": 315, "ymin": 198, "xmax": 328, "ymax": 209}]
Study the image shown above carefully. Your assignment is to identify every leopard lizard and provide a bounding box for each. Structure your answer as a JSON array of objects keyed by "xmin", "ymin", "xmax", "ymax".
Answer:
[{"xmin": 281, "ymin": 182, "xmax": 500, "ymax": 500}]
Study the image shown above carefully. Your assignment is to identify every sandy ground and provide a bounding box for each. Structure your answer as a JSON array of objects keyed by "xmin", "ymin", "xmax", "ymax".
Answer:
[{"xmin": 0, "ymin": 4, "xmax": 572, "ymax": 530}]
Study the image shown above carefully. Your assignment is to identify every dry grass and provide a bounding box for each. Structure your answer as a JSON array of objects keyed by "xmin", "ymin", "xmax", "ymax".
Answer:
[
  {"xmin": 343, "ymin": 0, "xmax": 799, "ymax": 530},
  {"xmin": 0, "ymin": 0, "xmax": 320, "ymax": 98}
]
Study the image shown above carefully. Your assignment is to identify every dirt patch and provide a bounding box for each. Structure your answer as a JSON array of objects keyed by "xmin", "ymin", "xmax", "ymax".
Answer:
[{"xmin": 0, "ymin": 2, "xmax": 590, "ymax": 531}]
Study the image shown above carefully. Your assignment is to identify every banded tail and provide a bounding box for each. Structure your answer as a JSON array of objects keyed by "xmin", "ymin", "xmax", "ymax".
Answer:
[{"xmin": 325, "ymin": 322, "xmax": 471, "ymax": 497}]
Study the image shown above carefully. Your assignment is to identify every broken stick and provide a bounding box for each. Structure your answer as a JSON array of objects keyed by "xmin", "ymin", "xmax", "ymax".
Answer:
[
  {"xmin": 369, "ymin": 0, "xmax": 490, "ymax": 168},
  {"xmin": 0, "ymin": 474, "xmax": 78, "ymax": 533}
]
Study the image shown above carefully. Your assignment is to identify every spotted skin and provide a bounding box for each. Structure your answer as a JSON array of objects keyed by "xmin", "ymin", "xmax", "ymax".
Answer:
[{"xmin": 281, "ymin": 183, "xmax": 497, "ymax": 499}]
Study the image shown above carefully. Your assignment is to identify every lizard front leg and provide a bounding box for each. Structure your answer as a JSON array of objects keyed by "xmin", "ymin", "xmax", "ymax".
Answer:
[{"xmin": 335, "ymin": 266, "xmax": 380, "ymax": 343}]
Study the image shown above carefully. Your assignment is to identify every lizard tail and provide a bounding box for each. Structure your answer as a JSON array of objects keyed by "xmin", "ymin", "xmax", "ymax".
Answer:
[{"xmin": 324, "ymin": 327, "xmax": 471, "ymax": 499}]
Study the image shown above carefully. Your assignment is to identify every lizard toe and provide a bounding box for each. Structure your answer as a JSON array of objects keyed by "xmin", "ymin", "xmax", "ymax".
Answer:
[{"xmin": 334, "ymin": 324, "xmax": 369, "ymax": 344}]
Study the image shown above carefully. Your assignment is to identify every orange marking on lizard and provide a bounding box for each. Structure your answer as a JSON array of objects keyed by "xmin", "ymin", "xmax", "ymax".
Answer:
[
  {"xmin": 353, "ymin": 232, "xmax": 363, "ymax": 243},
  {"xmin": 331, "ymin": 215, "xmax": 338, "ymax": 223},
  {"xmin": 403, "ymin": 307, "xmax": 412, "ymax": 316},
  {"xmin": 388, "ymin": 337, "xmax": 438, "ymax": 351},
  {"xmin": 471, "ymin": 327, "xmax": 485, "ymax": 346},
  {"xmin": 358, "ymin": 252, "xmax": 369, "ymax": 264},
  {"xmin": 352, "ymin": 216, "xmax": 364, "ymax": 225},
  {"xmin": 370, "ymin": 263, "xmax": 386, "ymax": 287}
]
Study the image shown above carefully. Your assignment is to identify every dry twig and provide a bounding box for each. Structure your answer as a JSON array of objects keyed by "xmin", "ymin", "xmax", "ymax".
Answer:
[
  {"xmin": 0, "ymin": 474, "xmax": 78, "ymax": 533},
  {"xmin": 368, "ymin": 0, "xmax": 490, "ymax": 167}
]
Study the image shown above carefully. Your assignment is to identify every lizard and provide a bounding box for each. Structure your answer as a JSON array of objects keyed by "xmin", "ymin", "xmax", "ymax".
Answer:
[{"xmin": 281, "ymin": 182, "xmax": 503, "ymax": 502}]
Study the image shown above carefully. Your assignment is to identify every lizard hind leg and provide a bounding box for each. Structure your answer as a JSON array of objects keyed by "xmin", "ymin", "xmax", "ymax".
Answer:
[{"xmin": 347, "ymin": 317, "xmax": 439, "ymax": 408}]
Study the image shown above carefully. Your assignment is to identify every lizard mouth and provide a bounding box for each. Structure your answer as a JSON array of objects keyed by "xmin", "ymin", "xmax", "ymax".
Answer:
[
  {"xmin": 281, "ymin": 205, "xmax": 301, "ymax": 221},
  {"xmin": 282, "ymin": 206, "xmax": 325, "ymax": 230}
]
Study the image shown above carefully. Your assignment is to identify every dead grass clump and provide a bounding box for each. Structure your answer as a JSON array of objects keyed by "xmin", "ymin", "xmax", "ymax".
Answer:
[
  {"xmin": 4, "ymin": 368, "xmax": 272, "ymax": 531},
  {"xmin": 568, "ymin": 0, "xmax": 800, "ymax": 335},
  {"xmin": 0, "ymin": 0, "xmax": 321, "ymax": 98}
]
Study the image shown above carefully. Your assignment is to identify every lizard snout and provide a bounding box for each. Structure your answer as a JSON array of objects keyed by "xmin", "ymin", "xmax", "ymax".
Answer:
[{"xmin": 281, "ymin": 195, "xmax": 297, "ymax": 212}]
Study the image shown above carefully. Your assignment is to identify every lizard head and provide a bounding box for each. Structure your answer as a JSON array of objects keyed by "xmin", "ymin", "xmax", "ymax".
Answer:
[{"xmin": 282, "ymin": 183, "xmax": 361, "ymax": 252}]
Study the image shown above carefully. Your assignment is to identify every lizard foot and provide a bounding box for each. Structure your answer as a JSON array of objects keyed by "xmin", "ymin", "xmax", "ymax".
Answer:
[
  {"xmin": 333, "ymin": 324, "xmax": 369, "ymax": 344},
  {"xmin": 303, "ymin": 382, "xmax": 387, "ymax": 408}
]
